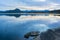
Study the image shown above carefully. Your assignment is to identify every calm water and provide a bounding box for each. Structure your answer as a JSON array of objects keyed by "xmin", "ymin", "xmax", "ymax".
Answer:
[
  {"xmin": 0, "ymin": 13, "xmax": 60, "ymax": 16},
  {"xmin": 0, "ymin": 13, "xmax": 60, "ymax": 40}
]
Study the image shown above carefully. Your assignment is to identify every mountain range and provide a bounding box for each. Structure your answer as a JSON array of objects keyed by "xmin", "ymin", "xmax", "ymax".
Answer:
[
  {"xmin": 0, "ymin": 8, "xmax": 60, "ymax": 13},
  {"xmin": 0, "ymin": 8, "xmax": 60, "ymax": 17}
]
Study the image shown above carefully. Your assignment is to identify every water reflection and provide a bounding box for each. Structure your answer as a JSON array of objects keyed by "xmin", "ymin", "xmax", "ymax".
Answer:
[
  {"xmin": 0, "ymin": 13, "xmax": 60, "ymax": 17},
  {"xmin": 0, "ymin": 14, "xmax": 60, "ymax": 40}
]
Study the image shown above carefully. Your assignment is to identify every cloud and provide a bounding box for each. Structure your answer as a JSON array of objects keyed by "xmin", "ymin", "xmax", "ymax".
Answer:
[
  {"xmin": 32, "ymin": 0, "xmax": 47, "ymax": 2},
  {"xmin": 0, "ymin": 0, "xmax": 60, "ymax": 10},
  {"xmin": 19, "ymin": 0, "xmax": 60, "ymax": 10}
]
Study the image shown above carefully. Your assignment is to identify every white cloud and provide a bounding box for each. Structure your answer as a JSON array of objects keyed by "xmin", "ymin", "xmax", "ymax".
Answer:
[
  {"xmin": 47, "ymin": 2, "xmax": 60, "ymax": 10},
  {"xmin": 18, "ymin": 3, "xmax": 60, "ymax": 10},
  {"xmin": 18, "ymin": 0, "xmax": 60, "ymax": 10},
  {"xmin": 32, "ymin": 0, "xmax": 47, "ymax": 2},
  {"xmin": 0, "ymin": 0, "xmax": 60, "ymax": 10}
]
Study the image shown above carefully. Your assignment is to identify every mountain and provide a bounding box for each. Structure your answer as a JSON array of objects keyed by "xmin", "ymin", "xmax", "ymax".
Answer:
[
  {"xmin": 0, "ymin": 8, "xmax": 21, "ymax": 13},
  {"xmin": 50, "ymin": 10, "xmax": 60, "ymax": 13},
  {"xmin": 0, "ymin": 8, "xmax": 60, "ymax": 13},
  {"xmin": 22, "ymin": 10, "xmax": 49, "ymax": 13}
]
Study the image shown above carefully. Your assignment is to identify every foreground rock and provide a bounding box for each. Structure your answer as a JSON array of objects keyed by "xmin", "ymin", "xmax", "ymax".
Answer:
[{"xmin": 24, "ymin": 28, "xmax": 60, "ymax": 40}]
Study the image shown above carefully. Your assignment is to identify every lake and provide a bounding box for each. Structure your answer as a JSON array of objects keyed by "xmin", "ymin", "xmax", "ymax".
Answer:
[
  {"xmin": 0, "ymin": 13, "xmax": 60, "ymax": 40},
  {"xmin": 0, "ymin": 13, "xmax": 60, "ymax": 17}
]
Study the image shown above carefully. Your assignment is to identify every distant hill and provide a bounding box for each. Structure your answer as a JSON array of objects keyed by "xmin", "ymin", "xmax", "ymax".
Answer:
[
  {"xmin": 50, "ymin": 10, "xmax": 60, "ymax": 13},
  {"xmin": 0, "ymin": 8, "xmax": 21, "ymax": 13},
  {"xmin": 0, "ymin": 8, "xmax": 60, "ymax": 13}
]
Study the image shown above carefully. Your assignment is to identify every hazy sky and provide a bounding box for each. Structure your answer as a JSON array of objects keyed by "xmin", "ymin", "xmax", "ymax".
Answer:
[{"xmin": 0, "ymin": 0, "xmax": 60, "ymax": 10}]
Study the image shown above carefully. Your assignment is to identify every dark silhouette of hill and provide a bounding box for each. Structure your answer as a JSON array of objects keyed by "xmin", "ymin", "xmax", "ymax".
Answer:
[
  {"xmin": 50, "ymin": 10, "xmax": 60, "ymax": 13},
  {"xmin": 0, "ymin": 8, "xmax": 21, "ymax": 13},
  {"xmin": 22, "ymin": 10, "xmax": 49, "ymax": 13},
  {"xmin": 0, "ymin": 8, "xmax": 60, "ymax": 13},
  {"xmin": 0, "ymin": 9, "xmax": 49, "ymax": 13}
]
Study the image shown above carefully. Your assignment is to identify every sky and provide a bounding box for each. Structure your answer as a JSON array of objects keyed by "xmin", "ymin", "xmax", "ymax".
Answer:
[
  {"xmin": 0, "ymin": 0, "xmax": 60, "ymax": 10},
  {"xmin": 0, "ymin": 15, "xmax": 60, "ymax": 40}
]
